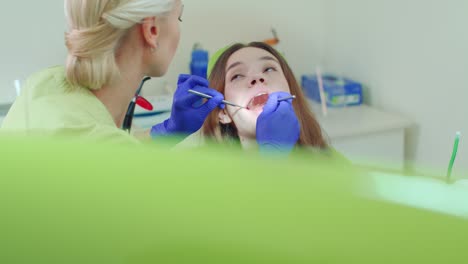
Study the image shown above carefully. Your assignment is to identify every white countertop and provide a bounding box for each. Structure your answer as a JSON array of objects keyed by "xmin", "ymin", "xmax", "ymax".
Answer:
[
  {"xmin": 310, "ymin": 102, "xmax": 412, "ymax": 139},
  {"xmin": 361, "ymin": 171, "xmax": 468, "ymax": 219},
  {"xmin": 131, "ymin": 102, "xmax": 414, "ymax": 139},
  {"xmin": 0, "ymin": 100, "xmax": 413, "ymax": 139}
]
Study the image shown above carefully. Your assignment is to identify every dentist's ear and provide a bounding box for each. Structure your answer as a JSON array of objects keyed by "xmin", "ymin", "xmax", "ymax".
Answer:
[
  {"xmin": 141, "ymin": 17, "xmax": 159, "ymax": 51},
  {"xmin": 218, "ymin": 109, "xmax": 232, "ymax": 124}
]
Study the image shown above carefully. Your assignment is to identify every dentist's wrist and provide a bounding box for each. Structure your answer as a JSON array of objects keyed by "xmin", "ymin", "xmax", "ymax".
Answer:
[{"xmin": 150, "ymin": 119, "xmax": 172, "ymax": 138}]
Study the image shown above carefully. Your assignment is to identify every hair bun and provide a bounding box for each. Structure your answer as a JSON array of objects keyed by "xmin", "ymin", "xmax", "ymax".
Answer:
[{"xmin": 65, "ymin": 24, "xmax": 118, "ymax": 59}]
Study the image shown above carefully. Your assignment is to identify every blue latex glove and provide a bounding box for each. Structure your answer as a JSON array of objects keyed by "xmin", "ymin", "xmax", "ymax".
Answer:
[
  {"xmin": 151, "ymin": 74, "xmax": 225, "ymax": 137},
  {"xmin": 256, "ymin": 92, "xmax": 300, "ymax": 154}
]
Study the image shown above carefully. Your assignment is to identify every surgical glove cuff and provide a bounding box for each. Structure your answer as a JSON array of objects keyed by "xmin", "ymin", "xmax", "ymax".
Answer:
[
  {"xmin": 150, "ymin": 119, "xmax": 176, "ymax": 138},
  {"xmin": 258, "ymin": 142, "xmax": 295, "ymax": 156}
]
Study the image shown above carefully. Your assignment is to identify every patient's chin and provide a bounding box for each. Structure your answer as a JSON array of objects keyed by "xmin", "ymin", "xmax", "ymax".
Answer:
[
  {"xmin": 232, "ymin": 112, "xmax": 258, "ymax": 136},
  {"xmin": 244, "ymin": 109, "xmax": 262, "ymax": 121}
]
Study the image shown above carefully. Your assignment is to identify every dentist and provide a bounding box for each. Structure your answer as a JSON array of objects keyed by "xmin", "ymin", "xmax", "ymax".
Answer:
[{"xmin": 1, "ymin": 0, "xmax": 224, "ymax": 143}]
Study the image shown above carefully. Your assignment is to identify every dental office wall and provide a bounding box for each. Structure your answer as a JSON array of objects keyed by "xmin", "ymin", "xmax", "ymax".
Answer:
[
  {"xmin": 1, "ymin": 1, "xmax": 466, "ymax": 177},
  {"xmin": 0, "ymin": 1, "xmax": 67, "ymax": 104},
  {"xmin": 320, "ymin": 0, "xmax": 468, "ymax": 177},
  {"xmin": 0, "ymin": 0, "xmax": 325, "ymax": 102},
  {"xmin": 160, "ymin": 0, "xmax": 326, "ymax": 94}
]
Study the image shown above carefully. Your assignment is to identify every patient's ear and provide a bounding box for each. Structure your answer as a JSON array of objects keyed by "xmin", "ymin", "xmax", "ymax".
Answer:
[{"xmin": 218, "ymin": 109, "xmax": 232, "ymax": 124}]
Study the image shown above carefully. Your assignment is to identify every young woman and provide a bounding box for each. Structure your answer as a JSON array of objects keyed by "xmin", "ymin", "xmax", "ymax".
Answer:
[{"xmin": 202, "ymin": 42, "xmax": 328, "ymax": 154}]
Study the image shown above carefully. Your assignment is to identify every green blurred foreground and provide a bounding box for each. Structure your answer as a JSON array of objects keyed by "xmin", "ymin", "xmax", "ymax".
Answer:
[{"xmin": 1, "ymin": 136, "xmax": 467, "ymax": 263}]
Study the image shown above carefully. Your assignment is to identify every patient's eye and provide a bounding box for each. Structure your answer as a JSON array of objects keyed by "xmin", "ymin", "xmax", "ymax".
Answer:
[
  {"xmin": 230, "ymin": 74, "xmax": 243, "ymax": 81},
  {"xmin": 264, "ymin": 67, "xmax": 277, "ymax": 73}
]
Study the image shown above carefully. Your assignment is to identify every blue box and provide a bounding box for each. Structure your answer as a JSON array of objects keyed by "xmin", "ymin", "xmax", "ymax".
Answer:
[
  {"xmin": 190, "ymin": 49, "xmax": 209, "ymax": 79},
  {"xmin": 301, "ymin": 74, "xmax": 363, "ymax": 107}
]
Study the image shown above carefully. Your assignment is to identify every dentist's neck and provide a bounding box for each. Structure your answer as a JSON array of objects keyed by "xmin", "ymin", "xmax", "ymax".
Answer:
[{"xmin": 92, "ymin": 45, "xmax": 144, "ymax": 127}]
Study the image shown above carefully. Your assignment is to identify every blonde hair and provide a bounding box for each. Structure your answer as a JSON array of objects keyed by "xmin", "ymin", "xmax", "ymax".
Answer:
[{"xmin": 65, "ymin": 0, "xmax": 175, "ymax": 90}]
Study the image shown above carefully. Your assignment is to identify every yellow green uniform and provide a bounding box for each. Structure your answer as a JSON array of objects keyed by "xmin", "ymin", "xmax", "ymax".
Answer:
[{"xmin": 1, "ymin": 66, "xmax": 138, "ymax": 144}]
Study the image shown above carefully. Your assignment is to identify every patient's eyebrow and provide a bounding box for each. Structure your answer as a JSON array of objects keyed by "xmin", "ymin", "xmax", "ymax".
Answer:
[
  {"xmin": 226, "ymin": 56, "xmax": 279, "ymax": 73},
  {"xmin": 226, "ymin": 61, "xmax": 244, "ymax": 73},
  {"xmin": 259, "ymin": 56, "xmax": 279, "ymax": 63}
]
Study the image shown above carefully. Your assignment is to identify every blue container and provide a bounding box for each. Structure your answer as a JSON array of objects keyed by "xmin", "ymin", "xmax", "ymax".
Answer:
[
  {"xmin": 301, "ymin": 74, "xmax": 363, "ymax": 107},
  {"xmin": 190, "ymin": 49, "xmax": 209, "ymax": 79}
]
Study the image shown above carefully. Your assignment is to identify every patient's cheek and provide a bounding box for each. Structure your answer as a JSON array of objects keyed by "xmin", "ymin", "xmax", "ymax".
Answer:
[
  {"xmin": 224, "ymin": 85, "xmax": 245, "ymax": 102},
  {"xmin": 224, "ymin": 91, "xmax": 237, "ymax": 103}
]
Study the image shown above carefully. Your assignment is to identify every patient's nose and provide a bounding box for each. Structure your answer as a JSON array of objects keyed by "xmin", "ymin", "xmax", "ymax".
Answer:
[{"xmin": 250, "ymin": 77, "xmax": 265, "ymax": 87}]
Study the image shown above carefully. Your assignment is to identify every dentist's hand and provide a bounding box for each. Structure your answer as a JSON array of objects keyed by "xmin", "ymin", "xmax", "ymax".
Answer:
[
  {"xmin": 150, "ymin": 74, "xmax": 225, "ymax": 137},
  {"xmin": 256, "ymin": 92, "xmax": 300, "ymax": 154}
]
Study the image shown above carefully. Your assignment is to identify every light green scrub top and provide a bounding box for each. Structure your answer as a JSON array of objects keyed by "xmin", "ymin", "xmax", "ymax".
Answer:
[{"xmin": 1, "ymin": 66, "xmax": 139, "ymax": 144}]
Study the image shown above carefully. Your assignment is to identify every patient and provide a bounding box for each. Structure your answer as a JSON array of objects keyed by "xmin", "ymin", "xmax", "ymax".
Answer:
[{"xmin": 202, "ymin": 42, "xmax": 328, "ymax": 153}]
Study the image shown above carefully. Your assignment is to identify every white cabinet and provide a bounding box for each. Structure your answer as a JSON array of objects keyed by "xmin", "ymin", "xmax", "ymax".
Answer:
[{"xmin": 311, "ymin": 103, "xmax": 412, "ymax": 171}]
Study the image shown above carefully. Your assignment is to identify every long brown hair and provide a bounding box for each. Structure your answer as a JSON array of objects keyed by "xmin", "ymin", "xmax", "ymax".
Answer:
[{"xmin": 203, "ymin": 42, "xmax": 328, "ymax": 149}]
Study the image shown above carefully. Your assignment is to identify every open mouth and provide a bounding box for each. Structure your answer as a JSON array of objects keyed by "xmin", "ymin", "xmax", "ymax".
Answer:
[{"xmin": 246, "ymin": 93, "xmax": 269, "ymax": 110}]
